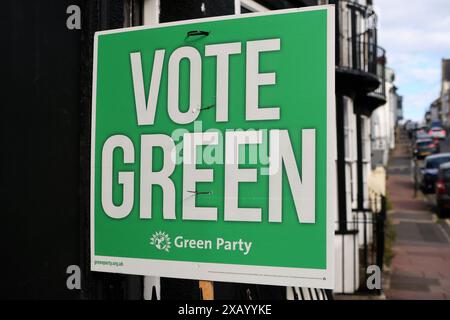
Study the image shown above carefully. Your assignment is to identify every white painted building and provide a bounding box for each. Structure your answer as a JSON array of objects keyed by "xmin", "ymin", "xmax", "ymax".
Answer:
[
  {"xmin": 371, "ymin": 67, "xmax": 399, "ymax": 167},
  {"xmin": 440, "ymin": 59, "xmax": 450, "ymax": 127}
]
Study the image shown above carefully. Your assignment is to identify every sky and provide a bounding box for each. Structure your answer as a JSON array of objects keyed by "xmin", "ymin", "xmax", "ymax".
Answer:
[{"xmin": 374, "ymin": 0, "xmax": 450, "ymax": 121}]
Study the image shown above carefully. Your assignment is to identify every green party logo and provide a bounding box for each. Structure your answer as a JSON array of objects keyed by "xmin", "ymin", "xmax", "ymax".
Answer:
[{"xmin": 150, "ymin": 231, "xmax": 171, "ymax": 252}]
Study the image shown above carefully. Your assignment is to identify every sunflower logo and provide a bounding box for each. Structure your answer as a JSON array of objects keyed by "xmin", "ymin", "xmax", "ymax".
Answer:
[{"xmin": 150, "ymin": 231, "xmax": 171, "ymax": 252}]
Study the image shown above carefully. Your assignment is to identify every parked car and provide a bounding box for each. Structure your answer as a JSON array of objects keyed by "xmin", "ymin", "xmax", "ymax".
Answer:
[
  {"xmin": 413, "ymin": 138, "xmax": 439, "ymax": 159},
  {"xmin": 431, "ymin": 120, "xmax": 442, "ymax": 128},
  {"xmin": 435, "ymin": 162, "xmax": 450, "ymax": 218},
  {"xmin": 419, "ymin": 153, "xmax": 450, "ymax": 193},
  {"xmin": 414, "ymin": 129, "xmax": 431, "ymax": 141},
  {"xmin": 428, "ymin": 126, "xmax": 446, "ymax": 140}
]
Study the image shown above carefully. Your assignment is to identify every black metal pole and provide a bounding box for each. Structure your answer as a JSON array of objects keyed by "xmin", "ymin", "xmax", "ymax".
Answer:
[
  {"xmin": 355, "ymin": 105, "xmax": 368, "ymax": 269},
  {"xmin": 376, "ymin": 195, "xmax": 386, "ymax": 271},
  {"xmin": 351, "ymin": 9, "xmax": 357, "ymax": 69},
  {"xmin": 336, "ymin": 95, "xmax": 349, "ymax": 233},
  {"xmin": 330, "ymin": 0, "xmax": 340, "ymax": 67},
  {"xmin": 355, "ymin": 109, "xmax": 365, "ymax": 211}
]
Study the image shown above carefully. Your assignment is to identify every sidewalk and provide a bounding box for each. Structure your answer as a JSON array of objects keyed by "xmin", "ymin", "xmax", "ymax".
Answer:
[{"xmin": 385, "ymin": 129, "xmax": 450, "ymax": 300}]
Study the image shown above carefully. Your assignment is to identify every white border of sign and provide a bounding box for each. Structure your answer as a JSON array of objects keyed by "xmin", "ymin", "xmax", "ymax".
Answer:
[{"xmin": 91, "ymin": 5, "xmax": 336, "ymax": 289}]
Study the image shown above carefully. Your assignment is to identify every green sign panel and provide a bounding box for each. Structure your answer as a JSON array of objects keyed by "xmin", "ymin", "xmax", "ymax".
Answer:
[{"xmin": 91, "ymin": 6, "xmax": 336, "ymax": 288}]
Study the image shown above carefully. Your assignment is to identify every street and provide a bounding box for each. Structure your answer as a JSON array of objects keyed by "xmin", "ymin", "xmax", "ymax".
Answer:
[{"xmin": 385, "ymin": 129, "xmax": 450, "ymax": 299}]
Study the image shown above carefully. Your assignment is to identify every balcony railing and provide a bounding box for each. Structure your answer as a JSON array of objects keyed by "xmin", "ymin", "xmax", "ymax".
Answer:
[
  {"xmin": 336, "ymin": 1, "xmax": 379, "ymax": 74},
  {"xmin": 333, "ymin": 0, "xmax": 387, "ymax": 98},
  {"xmin": 341, "ymin": 31, "xmax": 378, "ymax": 74}
]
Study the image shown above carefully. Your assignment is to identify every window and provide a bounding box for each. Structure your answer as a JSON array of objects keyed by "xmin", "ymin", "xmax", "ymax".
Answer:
[{"xmin": 124, "ymin": 0, "xmax": 144, "ymax": 27}]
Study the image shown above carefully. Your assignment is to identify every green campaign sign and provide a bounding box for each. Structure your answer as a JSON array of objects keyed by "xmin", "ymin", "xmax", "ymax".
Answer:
[{"xmin": 91, "ymin": 6, "xmax": 336, "ymax": 288}]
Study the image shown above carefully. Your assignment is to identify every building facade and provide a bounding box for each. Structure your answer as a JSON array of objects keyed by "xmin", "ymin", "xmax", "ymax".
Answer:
[
  {"xmin": 424, "ymin": 59, "xmax": 450, "ymax": 129},
  {"xmin": 371, "ymin": 67, "xmax": 402, "ymax": 167},
  {"xmin": 440, "ymin": 59, "xmax": 450, "ymax": 127}
]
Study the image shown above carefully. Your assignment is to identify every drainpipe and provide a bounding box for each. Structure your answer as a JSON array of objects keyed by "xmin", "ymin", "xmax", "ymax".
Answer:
[
  {"xmin": 355, "ymin": 103, "xmax": 368, "ymax": 269},
  {"xmin": 356, "ymin": 108, "xmax": 364, "ymax": 212},
  {"xmin": 336, "ymin": 95, "xmax": 348, "ymax": 233}
]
